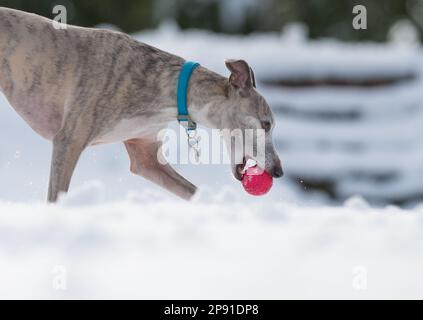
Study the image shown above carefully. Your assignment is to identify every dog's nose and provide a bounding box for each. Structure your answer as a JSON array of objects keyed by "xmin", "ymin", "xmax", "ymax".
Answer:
[{"xmin": 272, "ymin": 166, "xmax": 284, "ymax": 178}]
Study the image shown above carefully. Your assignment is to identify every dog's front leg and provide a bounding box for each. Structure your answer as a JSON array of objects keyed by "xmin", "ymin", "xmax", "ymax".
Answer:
[
  {"xmin": 124, "ymin": 138, "xmax": 197, "ymax": 200},
  {"xmin": 48, "ymin": 126, "xmax": 89, "ymax": 203}
]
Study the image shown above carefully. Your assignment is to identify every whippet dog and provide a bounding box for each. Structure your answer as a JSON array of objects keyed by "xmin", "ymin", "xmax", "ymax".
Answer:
[{"xmin": 0, "ymin": 7, "xmax": 283, "ymax": 202}]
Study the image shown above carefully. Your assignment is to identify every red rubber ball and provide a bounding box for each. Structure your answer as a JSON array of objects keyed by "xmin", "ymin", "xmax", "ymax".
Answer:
[{"xmin": 242, "ymin": 166, "xmax": 273, "ymax": 196}]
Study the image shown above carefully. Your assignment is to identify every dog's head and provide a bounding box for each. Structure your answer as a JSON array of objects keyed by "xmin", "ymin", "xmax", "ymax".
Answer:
[{"xmin": 219, "ymin": 59, "xmax": 283, "ymax": 181}]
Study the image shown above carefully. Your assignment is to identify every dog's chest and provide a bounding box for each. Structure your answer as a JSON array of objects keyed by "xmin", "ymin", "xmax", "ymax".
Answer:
[{"xmin": 92, "ymin": 117, "xmax": 158, "ymax": 145}]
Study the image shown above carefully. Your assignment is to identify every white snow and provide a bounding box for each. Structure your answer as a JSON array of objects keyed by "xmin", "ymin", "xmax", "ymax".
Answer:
[
  {"xmin": 1, "ymin": 193, "xmax": 423, "ymax": 299},
  {"xmin": 1, "ymin": 23, "xmax": 423, "ymax": 299}
]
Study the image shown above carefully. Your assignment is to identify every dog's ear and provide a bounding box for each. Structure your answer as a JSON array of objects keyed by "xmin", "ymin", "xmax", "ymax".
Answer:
[
  {"xmin": 250, "ymin": 67, "xmax": 256, "ymax": 88},
  {"xmin": 225, "ymin": 59, "xmax": 254, "ymax": 89}
]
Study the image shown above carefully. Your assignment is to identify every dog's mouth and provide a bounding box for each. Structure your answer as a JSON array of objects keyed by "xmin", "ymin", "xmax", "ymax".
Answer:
[
  {"xmin": 234, "ymin": 157, "xmax": 247, "ymax": 181},
  {"xmin": 234, "ymin": 157, "xmax": 273, "ymax": 180}
]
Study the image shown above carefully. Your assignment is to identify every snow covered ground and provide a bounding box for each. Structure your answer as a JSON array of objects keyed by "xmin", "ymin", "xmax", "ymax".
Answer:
[
  {"xmin": 1, "ymin": 195, "xmax": 423, "ymax": 299},
  {"xmin": 1, "ymin": 24, "xmax": 423, "ymax": 299}
]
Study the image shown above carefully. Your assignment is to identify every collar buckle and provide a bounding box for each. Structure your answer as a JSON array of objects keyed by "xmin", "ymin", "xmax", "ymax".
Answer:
[{"xmin": 177, "ymin": 115, "xmax": 197, "ymax": 131}]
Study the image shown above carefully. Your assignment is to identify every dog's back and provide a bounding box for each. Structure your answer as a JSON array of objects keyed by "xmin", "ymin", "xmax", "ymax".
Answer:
[
  {"xmin": 0, "ymin": 7, "xmax": 185, "ymax": 140},
  {"xmin": 0, "ymin": 7, "xmax": 81, "ymax": 137},
  {"xmin": 0, "ymin": 6, "xmax": 135, "ymax": 93},
  {"xmin": 0, "ymin": 7, "xmax": 141, "ymax": 139}
]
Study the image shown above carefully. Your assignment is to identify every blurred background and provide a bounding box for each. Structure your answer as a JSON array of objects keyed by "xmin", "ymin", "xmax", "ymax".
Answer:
[
  {"xmin": 0, "ymin": 0, "xmax": 422, "ymax": 207},
  {"xmin": 1, "ymin": 0, "xmax": 423, "ymax": 41}
]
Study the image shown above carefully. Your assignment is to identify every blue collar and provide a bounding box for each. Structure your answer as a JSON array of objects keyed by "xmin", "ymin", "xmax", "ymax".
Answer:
[{"xmin": 177, "ymin": 61, "xmax": 200, "ymax": 131}]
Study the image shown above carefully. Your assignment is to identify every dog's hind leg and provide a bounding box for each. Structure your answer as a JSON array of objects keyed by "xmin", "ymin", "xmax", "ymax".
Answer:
[
  {"xmin": 124, "ymin": 138, "xmax": 197, "ymax": 200},
  {"xmin": 47, "ymin": 118, "xmax": 90, "ymax": 202}
]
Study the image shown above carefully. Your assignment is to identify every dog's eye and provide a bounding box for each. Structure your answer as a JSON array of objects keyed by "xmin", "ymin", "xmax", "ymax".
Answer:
[{"xmin": 261, "ymin": 121, "xmax": 271, "ymax": 132}]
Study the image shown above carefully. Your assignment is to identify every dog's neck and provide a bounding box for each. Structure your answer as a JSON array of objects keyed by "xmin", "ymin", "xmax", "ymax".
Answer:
[
  {"xmin": 187, "ymin": 67, "xmax": 229, "ymax": 129},
  {"xmin": 153, "ymin": 63, "xmax": 229, "ymax": 129}
]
